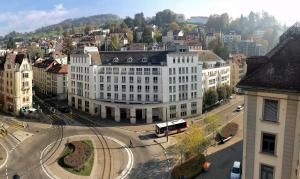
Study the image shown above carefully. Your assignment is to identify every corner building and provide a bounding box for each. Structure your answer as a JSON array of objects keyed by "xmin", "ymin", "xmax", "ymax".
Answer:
[{"xmin": 68, "ymin": 50, "xmax": 203, "ymax": 124}]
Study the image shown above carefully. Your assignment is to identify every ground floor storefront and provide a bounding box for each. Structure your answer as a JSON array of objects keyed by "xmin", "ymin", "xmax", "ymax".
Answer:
[{"xmin": 69, "ymin": 95, "xmax": 202, "ymax": 124}]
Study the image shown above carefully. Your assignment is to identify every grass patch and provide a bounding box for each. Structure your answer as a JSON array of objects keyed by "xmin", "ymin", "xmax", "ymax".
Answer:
[
  {"xmin": 58, "ymin": 140, "xmax": 94, "ymax": 176},
  {"xmin": 172, "ymin": 154, "xmax": 206, "ymax": 179}
]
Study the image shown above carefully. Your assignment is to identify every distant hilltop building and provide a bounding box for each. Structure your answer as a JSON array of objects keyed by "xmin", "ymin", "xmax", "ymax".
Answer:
[{"xmin": 187, "ymin": 16, "xmax": 208, "ymax": 24}]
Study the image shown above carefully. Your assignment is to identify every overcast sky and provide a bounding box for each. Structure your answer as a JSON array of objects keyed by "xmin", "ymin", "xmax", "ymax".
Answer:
[{"xmin": 0, "ymin": 0, "xmax": 299, "ymax": 36}]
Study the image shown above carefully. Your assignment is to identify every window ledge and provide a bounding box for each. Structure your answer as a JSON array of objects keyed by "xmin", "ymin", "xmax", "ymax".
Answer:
[
  {"xmin": 260, "ymin": 119, "xmax": 280, "ymax": 125},
  {"xmin": 260, "ymin": 152, "xmax": 277, "ymax": 157}
]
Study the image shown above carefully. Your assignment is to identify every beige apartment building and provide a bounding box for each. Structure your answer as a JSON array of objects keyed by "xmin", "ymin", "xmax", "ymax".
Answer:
[
  {"xmin": 33, "ymin": 58, "xmax": 68, "ymax": 100},
  {"xmin": 238, "ymin": 23, "xmax": 300, "ymax": 179},
  {"xmin": 0, "ymin": 53, "xmax": 33, "ymax": 115},
  {"xmin": 228, "ymin": 54, "xmax": 247, "ymax": 90}
]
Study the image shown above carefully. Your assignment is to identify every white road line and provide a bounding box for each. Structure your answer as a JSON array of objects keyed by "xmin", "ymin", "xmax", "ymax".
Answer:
[
  {"xmin": 106, "ymin": 136, "xmax": 134, "ymax": 179},
  {"xmin": 0, "ymin": 142, "xmax": 9, "ymax": 169}
]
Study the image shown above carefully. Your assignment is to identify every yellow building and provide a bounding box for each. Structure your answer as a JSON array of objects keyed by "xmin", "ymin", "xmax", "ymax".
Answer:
[
  {"xmin": 0, "ymin": 53, "xmax": 33, "ymax": 115},
  {"xmin": 228, "ymin": 54, "xmax": 247, "ymax": 90}
]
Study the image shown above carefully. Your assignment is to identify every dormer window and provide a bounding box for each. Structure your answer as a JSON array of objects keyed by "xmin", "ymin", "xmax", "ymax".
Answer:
[
  {"xmin": 142, "ymin": 57, "xmax": 147, "ymax": 63},
  {"xmin": 113, "ymin": 57, "xmax": 119, "ymax": 62},
  {"xmin": 127, "ymin": 57, "xmax": 133, "ymax": 62}
]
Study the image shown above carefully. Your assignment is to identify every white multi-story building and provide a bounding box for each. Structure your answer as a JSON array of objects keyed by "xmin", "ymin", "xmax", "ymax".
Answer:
[
  {"xmin": 68, "ymin": 50, "xmax": 203, "ymax": 124},
  {"xmin": 198, "ymin": 50, "xmax": 230, "ymax": 92}
]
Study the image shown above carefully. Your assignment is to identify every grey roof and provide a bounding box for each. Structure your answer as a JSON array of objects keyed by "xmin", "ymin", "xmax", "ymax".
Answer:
[
  {"xmin": 197, "ymin": 50, "xmax": 224, "ymax": 62},
  {"xmin": 99, "ymin": 51, "xmax": 169, "ymax": 66},
  {"xmin": 238, "ymin": 36, "xmax": 300, "ymax": 93}
]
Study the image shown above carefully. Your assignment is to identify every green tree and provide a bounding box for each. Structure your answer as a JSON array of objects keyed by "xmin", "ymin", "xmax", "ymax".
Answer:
[
  {"xmin": 142, "ymin": 27, "xmax": 153, "ymax": 43},
  {"xmin": 6, "ymin": 37, "xmax": 16, "ymax": 49},
  {"xmin": 123, "ymin": 17, "xmax": 134, "ymax": 28},
  {"xmin": 203, "ymin": 88, "xmax": 218, "ymax": 107},
  {"xmin": 216, "ymin": 85, "xmax": 226, "ymax": 101},
  {"xmin": 27, "ymin": 46, "xmax": 43, "ymax": 60},
  {"xmin": 155, "ymin": 9, "xmax": 176, "ymax": 27},
  {"xmin": 224, "ymin": 84, "xmax": 232, "ymax": 99},
  {"xmin": 134, "ymin": 12, "xmax": 145, "ymax": 27},
  {"xmin": 108, "ymin": 35, "xmax": 120, "ymax": 51},
  {"xmin": 208, "ymin": 37, "xmax": 229, "ymax": 60}
]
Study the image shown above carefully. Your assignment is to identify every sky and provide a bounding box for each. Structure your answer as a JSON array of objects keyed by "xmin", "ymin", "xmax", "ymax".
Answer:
[{"xmin": 0, "ymin": 0, "xmax": 299, "ymax": 36}]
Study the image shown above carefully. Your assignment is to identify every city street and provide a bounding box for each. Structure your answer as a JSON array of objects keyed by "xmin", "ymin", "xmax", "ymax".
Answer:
[{"xmin": 0, "ymin": 95, "xmax": 244, "ymax": 179}]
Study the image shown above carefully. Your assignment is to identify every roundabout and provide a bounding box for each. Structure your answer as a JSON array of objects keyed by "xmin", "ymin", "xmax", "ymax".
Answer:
[
  {"xmin": 41, "ymin": 135, "xmax": 134, "ymax": 179},
  {"xmin": 0, "ymin": 112, "xmax": 169, "ymax": 179}
]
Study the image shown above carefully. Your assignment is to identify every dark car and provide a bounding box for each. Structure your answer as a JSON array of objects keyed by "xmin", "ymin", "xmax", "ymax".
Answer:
[
  {"xmin": 58, "ymin": 106, "xmax": 71, "ymax": 113},
  {"xmin": 13, "ymin": 174, "xmax": 20, "ymax": 179}
]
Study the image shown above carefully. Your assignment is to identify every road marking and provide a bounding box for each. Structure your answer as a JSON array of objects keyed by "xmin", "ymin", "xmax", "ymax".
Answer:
[
  {"xmin": 0, "ymin": 142, "xmax": 9, "ymax": 170},
  {"xmin": 40, "ymin": 134, "xmax": 134, "ymax": 179},
  {"xmin": 106, "ymin": 136, "xmax": 134, "ymax": 179}
]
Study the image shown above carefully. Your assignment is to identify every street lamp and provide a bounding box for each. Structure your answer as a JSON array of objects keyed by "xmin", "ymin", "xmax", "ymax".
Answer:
[{"xmin": 165, "ymin": 107, "xmax": 169, "ymax": 142}]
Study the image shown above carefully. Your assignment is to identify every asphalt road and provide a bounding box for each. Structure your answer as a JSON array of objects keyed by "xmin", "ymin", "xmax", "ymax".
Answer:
[
  {"xmin": 197, "ymin": 141, "xmax": 243, "ymax": 179},
  {"xmin": 0, "ymin": 116, "xmax": 168, "ymax": 179},
  {"xmin": 0, "ymin": 95, "xmax": 244, "ymax": 179}
]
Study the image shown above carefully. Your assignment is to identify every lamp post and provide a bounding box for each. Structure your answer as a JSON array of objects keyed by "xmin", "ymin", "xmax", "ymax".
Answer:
[{"xmin": 166, "ymin": 107, "xmax": 168, "ymax": 142}]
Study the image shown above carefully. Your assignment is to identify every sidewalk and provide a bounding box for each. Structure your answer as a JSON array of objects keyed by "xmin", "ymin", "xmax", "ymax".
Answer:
[{"xmin": 74, "ymin": 95, "xmax": 244, "ymax": 135}]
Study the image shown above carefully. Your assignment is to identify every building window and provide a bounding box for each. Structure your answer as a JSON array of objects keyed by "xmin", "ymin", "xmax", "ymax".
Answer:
[
  {"xmin": 107, "ymin": 93, "xmax": 111, "ymax": 100},
  {"xmin": 122, "ymin": 94, "xmax": 126, "ymax": 100},
  {"xmin": 145, "ymin": 77, "xmax": 150, "ymax": 83},
  {"xmin": 153, "ymin": 94, "xmax": 158, "ymax": 102},
  {"xmin": 114, "ymin": 85, "xmax": 118, "ymax": 92},
  {"xmin": 137, "ymin": 76, "xmax": 141, "ymax": 83},
  {"xmin": 191, "ymin": 109, "xmax": 197, "ymax": 114},
  {"xmin": 122, "ymin": 76, "xmax": 126, "ymax": 83},
  {"xmin": 122, "ymin": 85, "xmax": 126, "ymax": 92},
  {"xmin": 261, "ymin": 133, "xmax": 276, "ymax": 155},
  {"xmin": 153, "ymin": 86, "xmax": 158, "ymax": 93},
  {"xmin": 260, "ymin": 164, "xmax": 274, "ymax": 179},
  {"xmin": 130, "ymin": 85, "xmax": 134, "ymax": 92},
  {"xmin": 145, "ymin": 95, "xmax": 150, "ymax": 101},
  {"xmin": 130, "ymin": 76, "xmax": 134, "ymax": 83},
  {"xmin": 263, "ymin": 99, "xmax": 279, "ymax": 122},
  {"xmin": 181, "ymin": 111, "xmax": 187, "ymax": 117},
  {"xmin": 137, "ymin": 85, "xmax": 142, "ymax": 92},
  {"xmin": 145, "ymin": 86, "xmax": 150, "ymax": 92},
  {"xmin": 137, "ymin": 94, "xmax": 142, "ymax": 101},
  {"xmin": 130, "ymin": 94, "xmax": 134, "ymax": 101},
  {"xmin": 153, "ymin": 77, "xmax": 158, "ymax": 83},
  {"xmin": 114, "ymin": 93, "xmax": 118, "ymax": 100}
]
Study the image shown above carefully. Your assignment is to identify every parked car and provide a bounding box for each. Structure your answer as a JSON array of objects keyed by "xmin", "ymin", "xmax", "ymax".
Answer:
[
  {"xmin": 13, "ymin": 174, "xmax": 20, "ymax": 179},
  {"xmin": 230, "ymin": 161, "xmax": 241, "ymax": 179},
  {"xmin": 235, "ymin": 106, "xmax": 244, "ymax": 112}
]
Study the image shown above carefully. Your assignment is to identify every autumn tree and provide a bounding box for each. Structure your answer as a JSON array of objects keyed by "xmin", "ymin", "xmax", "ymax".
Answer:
[
  {"xmin": 204, "ymin": 114, "xmax": 220, "ymax": 139},
  {"xmin": 84, "ymin": 22, "xmax": 93, "ymax": 35},
  {"xmin": 169, "ymin": 21, "xmax": 180, "ymax": 31}
]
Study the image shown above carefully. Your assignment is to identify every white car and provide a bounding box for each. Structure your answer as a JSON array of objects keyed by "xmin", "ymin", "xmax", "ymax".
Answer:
[
  {"xmin": 236, "ymin": 106, "xmax": 244, "ymax": 112},
  {"xmin": 230, "ymin": 161, "xmax": 241, "ymax": 179}
]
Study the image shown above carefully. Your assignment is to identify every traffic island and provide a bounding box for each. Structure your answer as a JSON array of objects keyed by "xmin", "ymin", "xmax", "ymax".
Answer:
[
  {"xmin": 41, "ymin": 135, "xmax": 133, "ymax": 179},
  {"xmin": 58, "ymin": 140, "xmax": 94, "ymax": 176}
]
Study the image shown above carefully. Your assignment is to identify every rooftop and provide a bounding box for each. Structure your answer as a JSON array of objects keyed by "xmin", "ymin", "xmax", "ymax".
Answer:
[
  {"xmin": 99, "ymin": 51, "xmax": 169, "ymax": 66},
  {"xmin": 238, "ymin": 36, "xmax": 300, "ymax": 93}
]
